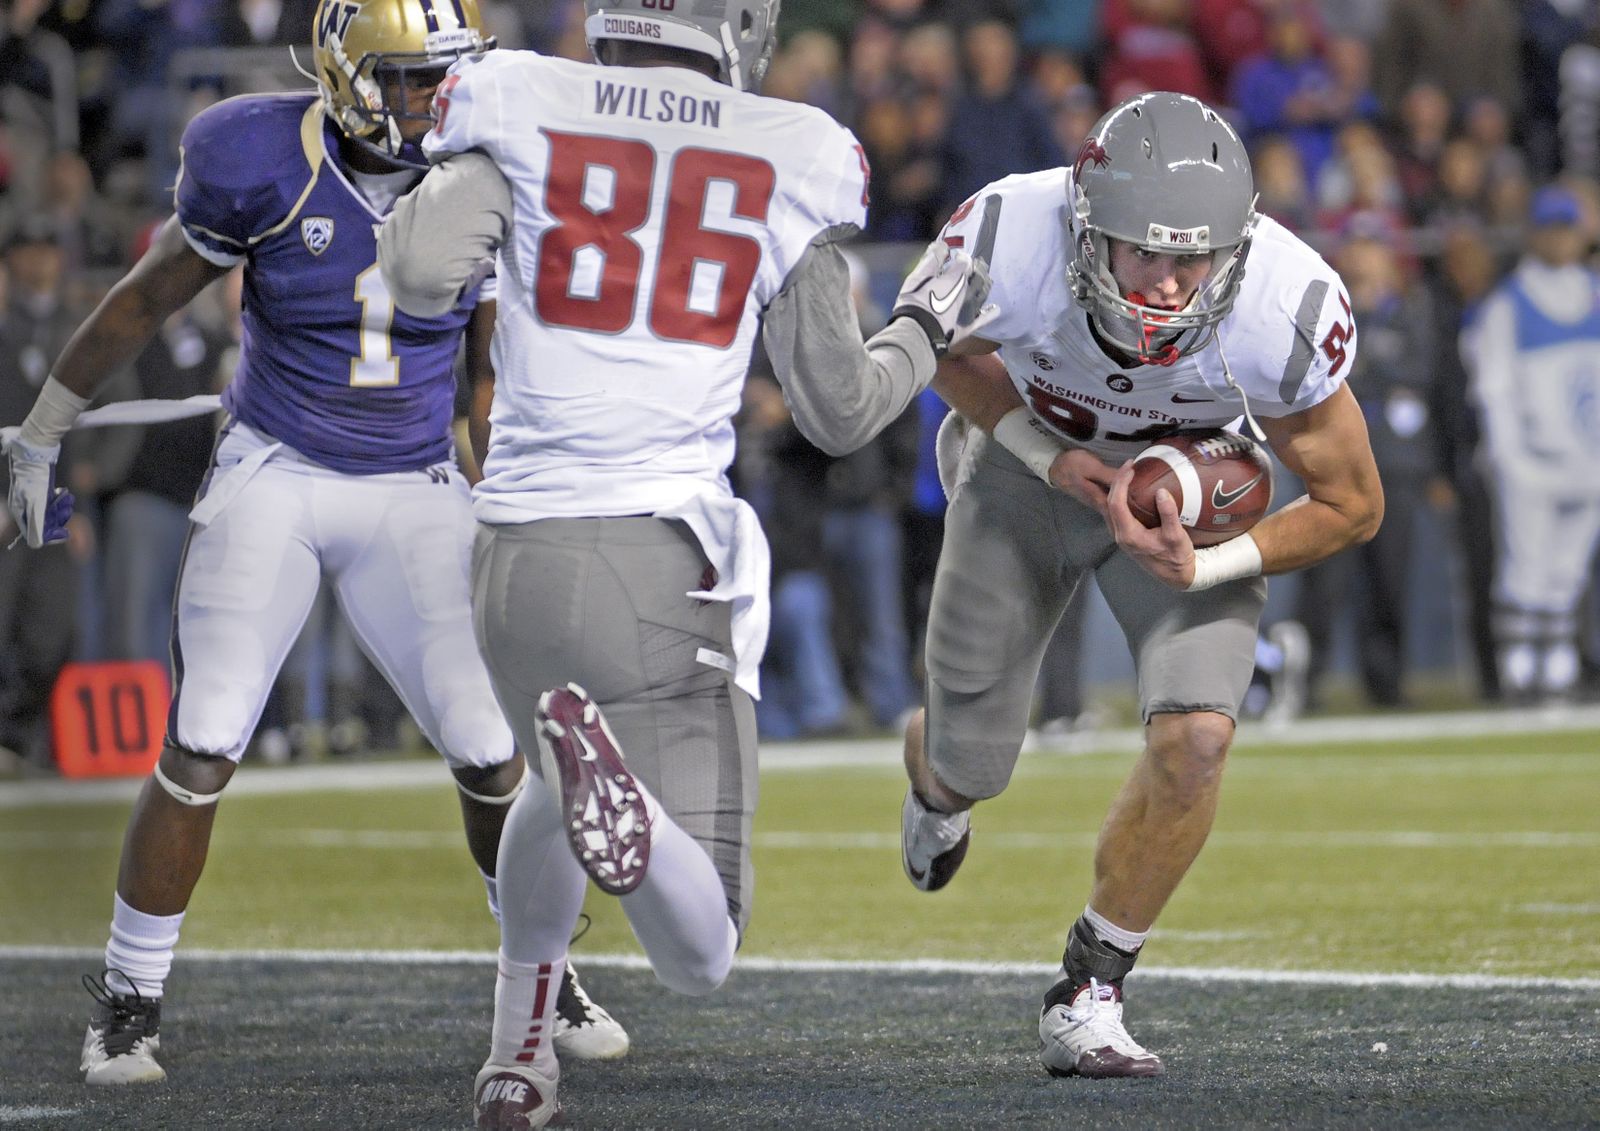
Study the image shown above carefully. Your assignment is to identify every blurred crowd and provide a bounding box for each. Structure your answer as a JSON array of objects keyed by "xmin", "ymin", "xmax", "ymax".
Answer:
[{"xmin": 5, "ymin": 0, "xmax": 1600, "ymax": 770}]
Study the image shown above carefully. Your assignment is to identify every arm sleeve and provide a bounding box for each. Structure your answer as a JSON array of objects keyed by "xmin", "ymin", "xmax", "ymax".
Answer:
[
  {"xmin": 761, "ymin": 230, "xmax": 938, "ymax": 457},
  {"xmin": 379, "ymin": 150, "xmax": 513, "ymax": 318}
]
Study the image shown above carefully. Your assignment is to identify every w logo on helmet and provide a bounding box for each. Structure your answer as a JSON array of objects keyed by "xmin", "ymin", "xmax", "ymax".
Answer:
[
  {"xmin": 1074, "ymin": 138, "xmax": 1110, "ymax": 178},
  {"xmin": 301, "ymin": 217, "xmax": 335, "ymax": 256},
  {"xmin": 315, "ymin": 0, "xmax": 359, "ymax": 46}
]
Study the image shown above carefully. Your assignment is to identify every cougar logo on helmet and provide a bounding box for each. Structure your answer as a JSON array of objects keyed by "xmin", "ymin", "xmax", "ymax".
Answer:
[
  {"xmin": 583, "ymin": 0, "xmax": 782, "ymax": 92},
  {"xmin": 1073, "ymin": 139, "xmax": 1109, "ymax": 178},
  {"xmin": 1066, "ymin": 91, "xmax": 1257, "ymax": 365},
  {"xmin": 309, "ymin": 0, "xmax": 493, "ymax": 168}
]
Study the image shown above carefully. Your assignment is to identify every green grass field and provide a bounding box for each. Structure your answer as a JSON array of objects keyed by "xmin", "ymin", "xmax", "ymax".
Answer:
[{"xmin": 5, "ymin": 723, "xmax": 1598, "ymax": 980}]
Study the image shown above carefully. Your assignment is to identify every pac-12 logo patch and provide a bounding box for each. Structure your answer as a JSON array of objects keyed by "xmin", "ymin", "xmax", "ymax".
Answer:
[{"xmin": 301, "ymin": 217, "xmax": 335, "ymax": 256}]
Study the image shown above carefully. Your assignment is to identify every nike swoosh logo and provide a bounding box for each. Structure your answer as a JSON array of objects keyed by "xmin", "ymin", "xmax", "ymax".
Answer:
[
  {"xmin": 1211, "ymin": 473, "xmax": 1265, "ymax": 510},
  {"xmin": 928, "ymin": 278, "xmax": 962, "ymax": 315},
  {"xmin": 1171, "ymin": 393, "xmax": 1212, "ymax": 404}
]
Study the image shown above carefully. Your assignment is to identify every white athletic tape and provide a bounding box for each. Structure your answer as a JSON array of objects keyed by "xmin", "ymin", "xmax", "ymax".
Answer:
[
  {"xmin": 1186, "ymin": 532, "xmax": 1263, "ymax": 592},
  {"xmin": 992, "ymin": 407, "xmax": 1063, "ymax": 483}
]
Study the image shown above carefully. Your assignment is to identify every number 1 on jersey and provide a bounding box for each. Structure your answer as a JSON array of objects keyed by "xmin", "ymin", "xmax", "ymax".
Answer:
[{"xmin": 351, "ymin": 263, "xmax": 400, "ymax": 387}]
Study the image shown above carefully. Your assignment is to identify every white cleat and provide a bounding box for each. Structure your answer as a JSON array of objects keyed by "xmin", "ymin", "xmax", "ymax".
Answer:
[
  {"xmin": 80, "ymin": 972, "xmax": 165, "ymax": 1085},
  {"xmin": 552, "ymin": 963, "xmax": 630, "ymax": 1061},
  {"xmin": 1039, "ymin": 978, "xmax": 1164, "ymax": 1079},
  {"xmin": 900, "ymin": 787, "xmax": 971, "ymax": 892}
]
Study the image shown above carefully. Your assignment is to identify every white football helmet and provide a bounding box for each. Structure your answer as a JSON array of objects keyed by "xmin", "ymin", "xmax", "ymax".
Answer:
[
  {"xmin": 1067, "ymin": 91, "xmax": 1257, "ymax": 365},
  {"xmin": 584, "ymin": 0, "xmax": 781, "ymax": 92}
]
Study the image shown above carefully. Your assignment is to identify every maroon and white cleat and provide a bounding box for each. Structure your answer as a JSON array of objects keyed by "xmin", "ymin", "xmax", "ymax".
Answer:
[
  {"xmin": 473, "ymin": 1062, "xmax": 560, "ymax": 1129},
  {"xmin": 1039, "ymin": 978, "xmax": 1165, "ymax": 1079},
  {"xmin": 537, "ymin": 683, "xmax": 651, "ymax": 896}
]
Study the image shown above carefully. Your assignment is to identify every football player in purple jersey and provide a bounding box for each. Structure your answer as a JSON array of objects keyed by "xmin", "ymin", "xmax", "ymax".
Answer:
[{"xmin": 3, "ymin": 0, "xmax": 628, "ymax": 1085}]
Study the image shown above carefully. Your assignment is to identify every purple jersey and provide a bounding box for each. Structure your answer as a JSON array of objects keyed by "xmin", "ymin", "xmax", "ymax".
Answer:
[{"xmin": 176, "ymin": 92, "xmax": 484, "ymax": 474}]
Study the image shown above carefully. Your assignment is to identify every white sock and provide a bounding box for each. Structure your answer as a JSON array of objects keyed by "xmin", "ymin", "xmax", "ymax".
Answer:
[
  {"xmin": 496, "ymin": 775, "xmax": 589, "ymax": 963},
  {"xmin": 620, "ymin": 814, "xmax": 738, "ymax": 996},
  {"xmin": 104, "ymin": 894, "xmax": 184, "ymax": 999},
  {"xmin": 1083, "ymin": 904, "xmax": 1149, "ymax": 955},
  {"xmin": 489, "ymin": 951, "xmax": 563, "ymax": 1074},
  {"xmin": 479, "ymin": 869, "xmax": 502, "ymax": 924}
]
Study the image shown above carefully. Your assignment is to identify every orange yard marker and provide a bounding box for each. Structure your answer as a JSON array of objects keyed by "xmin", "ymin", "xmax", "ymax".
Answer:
[{"xmin": 50, "ymin": 661, "xmax": 170, "ymax": 778}]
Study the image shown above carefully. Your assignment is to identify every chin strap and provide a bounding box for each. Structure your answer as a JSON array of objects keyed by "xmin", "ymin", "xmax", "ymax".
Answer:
[{"xmin": 1216, "ymin": 336, "xmax": 1266, "ymax": 442}]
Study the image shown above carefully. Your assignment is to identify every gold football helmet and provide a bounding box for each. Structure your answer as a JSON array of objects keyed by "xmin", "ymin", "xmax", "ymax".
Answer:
[{"xmin": 310, "ymin": 0, "xmax": 492, "ymax": 166}]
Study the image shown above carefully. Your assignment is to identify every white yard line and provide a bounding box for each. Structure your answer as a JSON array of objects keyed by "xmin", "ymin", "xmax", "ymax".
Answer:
[
  {"xmin": 0, "ymin": 1108, "xmax": 81, "ymax": 1124},
  {"xmin": 4, "ymin": 944, "xmax": 1597, "ymax": 992}
]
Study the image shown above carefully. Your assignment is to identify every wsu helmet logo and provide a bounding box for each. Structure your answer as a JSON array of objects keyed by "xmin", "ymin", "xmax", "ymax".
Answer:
[
  {"xmin": 300, "ymin": 217, "xmax": 335, "ymax": 256},
  {"xmin": 1074, "ymin": 138, "xmax": 1109, "ymax": 178}
]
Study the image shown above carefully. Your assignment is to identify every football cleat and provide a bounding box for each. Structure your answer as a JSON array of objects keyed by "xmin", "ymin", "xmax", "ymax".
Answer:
[
  {"xmin": 473, "ymin": 1061, "xmax": 560, "ymax": 1130},
  {"xmin": 80, "ymin": 970, "xmax": 165, "ymax": 1085},
  {"xmin": 1039, "ymin": 978, "xmax": 1164, "ymax": 1079},
  {"xmin": 537, "ymin": 683, "xmax": 651, "ymax": 896},
  {"xmin": 900, "ymin": 787, "xmax": 971, "ymax": 892},
  {"xmin": 552, "ymin": 963, "xmax": 630, "ymax": 1060}
]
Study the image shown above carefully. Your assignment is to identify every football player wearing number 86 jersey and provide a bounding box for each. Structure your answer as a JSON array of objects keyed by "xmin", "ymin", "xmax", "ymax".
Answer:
[
  {"xmin": 2, "ymin": 0, "xmax": 629, "ymax": 1088},
  {"xmin": 377, "ymin": 1, "xmax": 997, "ymax": 1124},
  {"xmin": 899, "ymin": 92, "xmax": 1386, "ymax": 1078}
]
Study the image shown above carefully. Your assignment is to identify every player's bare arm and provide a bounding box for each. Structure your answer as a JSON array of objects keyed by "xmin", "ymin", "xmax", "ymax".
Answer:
[
  {"xmin": 461, "ymin": 299, "xmax": 496, "ymax": 484},
  {"xmin": 1250, "ymin": 383, "xmax": 1384, "ymax": 571},
  {"xmin": 51, "ymin": 217, "xmax": 227, "ymax": 399},
  {"xmin": 933, "ymin": 349, "xmax": 1118, "ymax": 514},
  {"xmin": 1105, "ymin": 384, "xmax": 1384, "ymax": 588}
]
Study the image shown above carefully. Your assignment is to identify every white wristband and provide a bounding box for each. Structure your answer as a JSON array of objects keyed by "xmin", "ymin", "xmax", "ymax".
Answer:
[
  {"xmin": 992, "ymin": 407, "xmax": 1063, "ymax": 483},
  {"xmin": 18, "ymin": 376, "xmax": 91, "ymax": 449},
  {"xmin": 1186, "ymin": 533, "xmax": 1263, "ymax": 591}
]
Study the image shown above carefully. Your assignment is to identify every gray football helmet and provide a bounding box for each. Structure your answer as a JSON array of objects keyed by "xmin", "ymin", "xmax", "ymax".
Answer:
[
  {"xmin": 584, "ymin": 1, "xmax": 780, "ymax": 92},
  {"xmin": 1067, "ymin": 91, "xmax": 1257, "ymax": 364}
]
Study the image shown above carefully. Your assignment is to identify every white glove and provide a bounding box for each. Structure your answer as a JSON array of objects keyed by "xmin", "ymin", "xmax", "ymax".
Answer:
[
  {"xmin": 891, "ymin": 241, "xmax": 1000, "ymax": 357},
  {"xmin": 3, "ymin": 431, "xmax": 75, "ymax": 549}
]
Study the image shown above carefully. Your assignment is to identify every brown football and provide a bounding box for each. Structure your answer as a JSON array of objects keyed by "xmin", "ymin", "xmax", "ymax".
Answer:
[{"xmin": 1127, "ymin": 429, "xmax": 1273, "ymax": 547}]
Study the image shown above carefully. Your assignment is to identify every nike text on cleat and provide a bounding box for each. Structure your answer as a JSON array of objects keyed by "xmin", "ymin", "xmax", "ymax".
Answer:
[
  {"xmin": 474, "ymin": 1061, "xmax": 560, "ymax": 1130},
  {"xmin": 900, "ymin": 787, "xmax": 971, "ymax": 892},
  {"xmin": 537, "ymin": 683, "xmax": 651, "ymax": 896},
  {"xmin": 1039, "ymin": 978, "xmax": 1164, "ymax": 1079},
  {"xmin": 552, "ymin": 963, "xmax": 630, "ymax": 1060},
  {"xmin": 80, "ymin": 970, "xmax": 165, "ymax": 1085}
]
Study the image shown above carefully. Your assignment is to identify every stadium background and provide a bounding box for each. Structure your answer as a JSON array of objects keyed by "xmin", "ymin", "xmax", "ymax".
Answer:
[{"xmin": 3, "ymin": 1, "xmax": 1600, "ymax": 1125}]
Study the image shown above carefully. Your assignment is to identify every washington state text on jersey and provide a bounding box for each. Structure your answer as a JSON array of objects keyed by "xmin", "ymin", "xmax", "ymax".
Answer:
[{"xmin": 591, "ymin": 79, "xmax": 725, "ymax": 128}]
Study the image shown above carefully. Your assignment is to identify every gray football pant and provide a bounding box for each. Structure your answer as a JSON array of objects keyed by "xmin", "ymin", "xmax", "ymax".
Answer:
[
  {"xmin": 925, "ymin": 434, "xmax": 1266, "ymax": 801},
  {"xmin": 471, "ymin": 516, "xmax": 758, "ymax": 932}
]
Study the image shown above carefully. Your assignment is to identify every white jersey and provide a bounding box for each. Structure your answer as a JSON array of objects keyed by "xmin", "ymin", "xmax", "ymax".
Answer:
[
  {"xmin": 423, "ymin": 50, "xmax": 869, "ymax": 522},
  {"xmin": 938, "ymin": 170, "xmax": 1354, "ymax": 462},
  {"xmin": 1464, "ymin": 258, "xmax": 1600, "ymax": 489}
]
